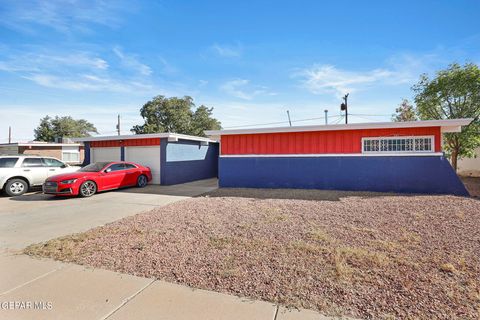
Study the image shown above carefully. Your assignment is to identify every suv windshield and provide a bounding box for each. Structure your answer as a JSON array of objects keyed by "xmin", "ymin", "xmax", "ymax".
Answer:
[{"xmin": 79, "ymin": 162, "xmax": 111, "ymax": 172}]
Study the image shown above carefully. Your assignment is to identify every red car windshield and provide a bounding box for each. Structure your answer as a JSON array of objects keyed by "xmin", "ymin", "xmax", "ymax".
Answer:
[{"xmin": 79, "ymin": 162, "xmax": 111, "ymax": 172}]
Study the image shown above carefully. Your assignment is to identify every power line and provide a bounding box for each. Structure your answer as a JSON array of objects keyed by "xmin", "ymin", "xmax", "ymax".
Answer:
[
  {"xmin": 224, "ymin": 114, "xmax": 342, "ymax": 129},
  {"xmin": 349, "ymin": 114, "xmax": 386, "ymax": 122},
  {"xmin": 332, "ymin": 115, "xmax": 345, "ymax": 124},
  {"xmin": 349, "ymin": 113, "xmax": 391, "ymax": 117},
  {"xmin": 224, "ymin": 120, "xmax": 289, "ymax": 129},
  {"xmin": 291, "ymin": 115, "xmax": 342, "ymax": 123}
]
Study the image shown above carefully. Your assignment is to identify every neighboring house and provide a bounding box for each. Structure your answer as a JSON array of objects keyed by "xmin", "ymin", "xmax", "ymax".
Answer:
[
  {"xmin": 0, "ymin": 142, "xmax": 84, "ymax": 164},
  {"xmin": 74, "ymin": 133, "xmax": 218, "ymax": 185},
  {"xmin": 206, "ymin": 118, "xmax": 473, "ymax": 196},
  {"xmin": 457, "ymin": 147, "xmax": 480, "ymax": 177}
]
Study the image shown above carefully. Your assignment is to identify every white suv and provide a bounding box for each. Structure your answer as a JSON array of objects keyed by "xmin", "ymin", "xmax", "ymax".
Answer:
[{"xmin": 0, "ymin": 155, "xmax": 80, "ymax": 197}]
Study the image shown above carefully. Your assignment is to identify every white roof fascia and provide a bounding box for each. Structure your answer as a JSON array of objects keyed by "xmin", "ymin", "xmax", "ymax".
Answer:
[
  {"xmin": 0, "ymin": 143, "xmax": 81, "ymax": 147},
  {"xmin": 205, "ymin": 118, "xmax": 474, "ymax": 136},
  {"xmin": 73, "ymin": 133, "xmax": 216, "ymax": 143}
]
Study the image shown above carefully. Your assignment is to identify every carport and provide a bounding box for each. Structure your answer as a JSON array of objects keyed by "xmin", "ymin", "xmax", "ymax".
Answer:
[{"xmin": 75, "ymin": 133, "xmax": 218, "ymax": 185}]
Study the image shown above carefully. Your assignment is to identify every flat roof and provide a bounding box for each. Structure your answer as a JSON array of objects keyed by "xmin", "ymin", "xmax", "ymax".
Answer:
[
  {"xmin": 0, "ymin": 142, "xmax": 81, "ymax": 147},
  {"xmin": 73, "ymin": 132, "xmax": 216, "ymax": 143},
  {"xmin": 205, "ymin": 118, "xmax": 473, "ymax": 136}
]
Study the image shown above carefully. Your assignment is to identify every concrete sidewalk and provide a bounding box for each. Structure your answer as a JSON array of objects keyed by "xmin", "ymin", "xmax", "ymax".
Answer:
[{"xmin": 0, "ymin": 254, "xmax": 347, "ymax": 320}]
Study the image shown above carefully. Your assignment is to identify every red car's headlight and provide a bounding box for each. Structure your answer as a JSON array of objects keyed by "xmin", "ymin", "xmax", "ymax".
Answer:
[{"xmin": 60, "ymin": 179, "xmax": 77, "ymax": 184}]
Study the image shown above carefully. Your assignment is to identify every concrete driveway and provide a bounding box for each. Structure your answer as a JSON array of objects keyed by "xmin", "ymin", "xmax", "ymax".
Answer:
[{"xmin": 0, "ymin": 179, "xmax": 218, "ymax": 252}]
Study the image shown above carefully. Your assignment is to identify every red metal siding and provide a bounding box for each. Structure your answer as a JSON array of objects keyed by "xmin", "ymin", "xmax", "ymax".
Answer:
[
  {"xmin": 124, "ymin": 138, "xmax": 160, "ymax": 146},
  {"xmin": 90, "ymin": 138, "xmax": 160, "ymax": 148},
  {"xmin": 90, "ymin": 140, "xmax": 122, "ymax": 147},
  {"xmin": 221, "ymin": 127, "xmax": 441, "ymax": 155}
]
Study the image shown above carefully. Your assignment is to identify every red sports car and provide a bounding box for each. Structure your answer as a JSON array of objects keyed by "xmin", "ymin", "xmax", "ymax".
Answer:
[{"xmin": 43, "ymin": 161, "xmax": 152, "ymax": 197}]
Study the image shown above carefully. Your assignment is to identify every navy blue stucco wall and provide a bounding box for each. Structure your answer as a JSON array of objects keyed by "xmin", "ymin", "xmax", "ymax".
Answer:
[
  {"xmin": 219, "ymin": 155, "xmax": 469, "ymax": 196},
  {"xmin": 160, "ymin": 139, "xmax": 218, "ymax": 185},
  {"xmin": 82, "ymin": 142, "xmax": 90, "ymax": 166},
  {"xmin": 120, "ymin": 146, "xmax": 125, "ymax": 161}
]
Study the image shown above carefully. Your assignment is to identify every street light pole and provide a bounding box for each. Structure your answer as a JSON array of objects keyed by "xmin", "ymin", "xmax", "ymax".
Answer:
[
  {"xmin": 286, "ymin": 110, "xmax": 292, "ymax": 127},
  {"xmin": 116, "ymin": 114, "xmax": 121, "ymax": 136},
  {"xmin": 340, "ymin": 93, "xmax": 349, "ymax": 124}
]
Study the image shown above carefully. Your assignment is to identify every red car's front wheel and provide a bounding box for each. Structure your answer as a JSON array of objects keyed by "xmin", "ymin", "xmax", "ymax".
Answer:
[
  {"xmin": 79, "ymin": 181, "xmax": 97, "ymax": 197},
  {"xmin": 137, "ymin": 175, "xmax": 148, "ymax": 188}
]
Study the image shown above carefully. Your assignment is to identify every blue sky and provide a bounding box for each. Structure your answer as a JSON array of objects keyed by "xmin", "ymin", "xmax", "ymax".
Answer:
[{"xmin": 0, "ymin": 0, "xmax": 479, "ymax": 141}]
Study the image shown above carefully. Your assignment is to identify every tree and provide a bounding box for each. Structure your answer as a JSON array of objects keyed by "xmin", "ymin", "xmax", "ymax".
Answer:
[
  {"xmin": 131, "ymin": 95, "xmax": 222, "ymax": 136},
  {"xmin": 191, "ymin": 105, "xmax": 222, "ymax": 137},
  {"xmin": 392, "ymin": 99, "xmax": 417, "ymax": 122},
  {"xmin": 34, "ymin": 116, "xmax": 98, "ymax": 142},
  {"xmin": 413, "ymin": 63, "xmax": 480, "ymax": 171},
  {"xmin": 34, "ymin": 116, "xmax": 55, "ymax": 142}
]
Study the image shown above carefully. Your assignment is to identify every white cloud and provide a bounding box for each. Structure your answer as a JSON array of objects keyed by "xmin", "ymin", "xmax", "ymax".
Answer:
[
  {"xmin": 220, "ymin": 79, "xmax": 252, "ymax": 99},
  {"xmin": 211, "ymin": 43, "xmax": 242, "ymax": 58},
  {"xmin": 297, "ymin": 65, "xmax": 399, "ymax": 97},
  {"xmin": 56, "ymin": 54, "xmax": 109, "ymax": 70},
  {"xmin": 296, "ymin": 53, "xmax": 448, "ymax": 98},
  {"xmin": 386, "ymin": 52, "xmax": 443, "ymax": 82},
  {"xmin": 0, "ymin": 50, "xmax": 155, "ymax": 93},
  {"xmin": 23, "ymin": 73, "xmax": 153, "ymax": 93},
  {"xmin": 157, "ymin": 57, "xmax": 178, "ymax": 75},
  {"xmin": 220, "ymin": 79, "xmax": 276, "ymax": 100},
  {"xmin": 198, "ymin": 80, "xmax": 209, "ymax": 87},
  {"xmin": 0, "ymin": 52, "xmax": 108, "ymax": 72},
  {"xmin": 113, "ymin": 47, "xmax": 152, "ymax": 76},
  {"xmin": 0, "ymin": 0, "xmax": 129, "ymax": 34}
]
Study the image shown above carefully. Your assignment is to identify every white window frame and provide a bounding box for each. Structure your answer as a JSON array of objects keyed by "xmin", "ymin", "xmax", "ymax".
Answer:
[
  {"xmin": 362, "ymin": 136, "xmax": 435, "ymax": 154},
  {"xmin": 61, "ymin": 146, "xmax": 80, "ymax": 163}
]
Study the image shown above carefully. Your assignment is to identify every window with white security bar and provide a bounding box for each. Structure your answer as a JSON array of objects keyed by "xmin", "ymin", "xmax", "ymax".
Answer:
[{"xmin": 362, "ymin": 136, "xmax": 434, "ymax": 153}]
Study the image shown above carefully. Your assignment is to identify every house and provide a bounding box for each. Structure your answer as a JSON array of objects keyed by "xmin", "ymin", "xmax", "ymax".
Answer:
[
  {"xmin": 0, "ymin": 141, "xmax": 84, "ymax": 164},
  {"xmin": 74, "ymin": 133, "xmax": 218, "ymax": 185},
  {"xmin": 457, "ymin": 147, "xmax": 480, "ymax": 177},
  {"xmin": 205, "ymin": 118, "xmax": 473, "ymax": 196}
]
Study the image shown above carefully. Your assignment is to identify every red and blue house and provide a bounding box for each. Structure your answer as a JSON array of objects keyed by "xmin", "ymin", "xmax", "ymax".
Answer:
[{"xmin": 206, "ymin": 119, "xmax": 472, "ymax": 196}]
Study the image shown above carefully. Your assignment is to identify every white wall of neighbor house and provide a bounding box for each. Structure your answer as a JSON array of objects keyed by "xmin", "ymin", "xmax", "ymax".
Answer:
[{"xmin": 457, "ymin": 147, "xmax": 480, "ymax": 177}]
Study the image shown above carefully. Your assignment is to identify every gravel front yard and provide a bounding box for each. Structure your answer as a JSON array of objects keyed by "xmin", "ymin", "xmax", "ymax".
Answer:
[{"xmin": 25, "ymin": 189, "xmax": 480, "ymax": 319}]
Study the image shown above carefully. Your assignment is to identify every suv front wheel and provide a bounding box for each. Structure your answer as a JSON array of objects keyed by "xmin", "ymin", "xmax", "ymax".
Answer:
[{"xmin": 5, "ymin": 178, "xmax": 28, "ymax": 197}]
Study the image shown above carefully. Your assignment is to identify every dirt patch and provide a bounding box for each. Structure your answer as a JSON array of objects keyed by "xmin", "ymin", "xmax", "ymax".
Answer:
[{"xmin": 25, "ymin": 189, "xmax": 480, "ymax": 319}]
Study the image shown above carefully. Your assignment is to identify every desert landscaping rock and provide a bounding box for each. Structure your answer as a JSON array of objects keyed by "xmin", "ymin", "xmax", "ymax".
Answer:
[{"xmin": 25, "ymin": 188, "xmax": 480, "ymax": 319}]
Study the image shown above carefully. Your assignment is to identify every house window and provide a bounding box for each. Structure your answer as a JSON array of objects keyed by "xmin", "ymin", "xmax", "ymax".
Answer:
[
  {"xmin": 362, "ymin": 136, "xmax": 434, "ymax": 153},
  {"xmin": 62, "ymin": 146, "xmax": 80, "ymax": 162}
]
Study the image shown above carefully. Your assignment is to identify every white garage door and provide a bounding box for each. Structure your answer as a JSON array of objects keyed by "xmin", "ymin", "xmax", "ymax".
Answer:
[
  {"xmin": 91, "ymin": 147, "xmax": 121, "ymax": 163},
  {"xmin": 125, "ymin": 146, "xmax": 161, "ymax": 184}
]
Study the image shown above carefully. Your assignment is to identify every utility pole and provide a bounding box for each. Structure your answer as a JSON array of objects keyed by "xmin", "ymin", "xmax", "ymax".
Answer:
[
  {"xmin": 340, "ymin": 93, "xmax": 349, "ymax": 124},
  {"xmin": 286, "ymin": 110, "xmax": 292, "ymax": 127},
  {"xmin": 8, "ymin": 126, "xmax": 12, "ymax": 143},
  {"xmin": 116, "ymin": 115, "xmax": 121, "ymax": 136},
  {"xmin": 324, "ymin": 110, "xmax": 328, "ymax": 125}
]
